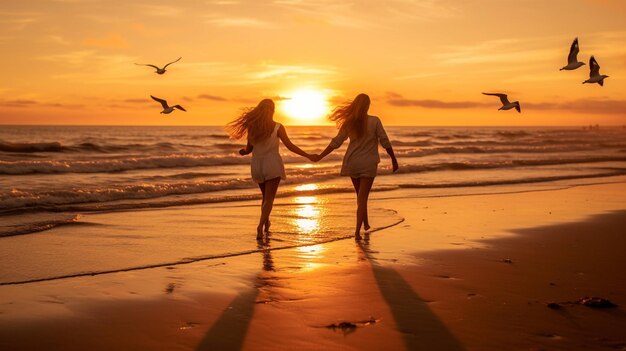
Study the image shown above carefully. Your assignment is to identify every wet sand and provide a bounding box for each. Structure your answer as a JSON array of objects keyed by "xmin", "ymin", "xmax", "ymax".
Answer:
[{"xmin": 1, "ymin": 180, "xmax": 625, "ymax": 350}]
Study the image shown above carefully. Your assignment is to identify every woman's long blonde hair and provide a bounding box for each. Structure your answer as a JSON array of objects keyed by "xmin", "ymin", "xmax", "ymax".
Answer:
[
  {"xmin": 227, "ymin": 99, "xmax": 275, "ymax": 143},
  {"xmin": 329, "ymin": 93, "xmax": 370, "ymax": 139}
]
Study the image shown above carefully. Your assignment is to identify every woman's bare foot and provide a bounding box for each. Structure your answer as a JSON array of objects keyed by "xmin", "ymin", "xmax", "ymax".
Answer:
[
  {"xmin": 364, "ymin": 223, "xmax": 371, "ymax": 231},
  {"xmin": 355, "ymin": 232, "xmax": 362, "ymax": 240},
  {"xmin": 256, "ymin": 226, "xmax": 264, "ymax": 240},
  {"xmin": 264, "ymin": 220, "xmax": 271, "ymax": 233}
]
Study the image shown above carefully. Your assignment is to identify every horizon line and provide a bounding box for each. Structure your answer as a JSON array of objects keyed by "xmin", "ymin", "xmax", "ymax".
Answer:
[{"xmin": 0, "ymin": 124, "xmax": 622, "ymax": 128}]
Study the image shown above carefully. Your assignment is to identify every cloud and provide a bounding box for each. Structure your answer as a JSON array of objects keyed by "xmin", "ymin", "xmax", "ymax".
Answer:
[
  {"xmin": 124, "ymin": 98, "xmax": 150, "ymax": 104},
  {"xmin": 39, "ymin": 50, "xmax": 97, "ymax": 65},
  {"xmin": 205, "ymin": 16, "xmax": 275, "ymax": 28},
  {"xmin": 139, "ymin": 4, "xmax": 185, "ymax": 17},
  {"xmin": 526, "ymin": 99, "xmax": 626, "ymax": 115},
  {"xmin": 0, "ymin": 99, "xmax": 38, "ymax": 108},
  {"xmin": 0, "ymin": 99, "xmax": 83, "ymax": 109},
  {"xmin": 231, "ymin": 97, "xmax": 258, "ymax": 104},
  {"xmin": 197, "ymin": 94, "xmax": 228, "ymax": 101},
  {"xmin": 46, "ymin": 102, "xmax": 84, "ymax": 109},
  {"xmin": 273, "ymin": 0, "xmax": 458, "ymax": 28},
  {"xmin": 82, "ymin": 33, "xmax": 129, "ymax": 49},
  {"xmin": 433, "ymin": 32, "xmax": 626, "ymax": 69},
  {"xmin": 273, "ymin": 1, "xmax": 369, "ymax": 28},
  {"xmin": 381, "ymin": 0, "xmax": 459, "ymax": 22},
  {"xmin": 101, "ymin": 98, "xmax": 153, "ymax": 109},
  {"xmin": 386, "ymin": 92, "xmax": 626, "ymax": 114},
  {"xmin": 433, "ymin": 38, "xmax": 557, "ymax": 66},
  {"xmin": 393, "ymin": 72, "xmax": 443, "ymax": 81},
  {"xmin": 386, "ymin": 92, "xmax": 488, "ymax": 109},
  {"xmin": 272, "ymin": 95, "xmax": 291, "ymax": 101},
  {"xmin": 251, "ymin": 64, "xmax": 336, "ymax": 80},
  {"xmin": 181, "ymin": 94, "xmax": 229, "ymax": 102},
  {"xmin": 0, "ymin": 11, "xmax": 40, "ymax": 31},
  {"xmin": 36, "ymin": 50, "xmax": 146, "ymax": 85},
  {"xmin": 46, "ymin": 35, "xmax": 71, "ymax": 46}
]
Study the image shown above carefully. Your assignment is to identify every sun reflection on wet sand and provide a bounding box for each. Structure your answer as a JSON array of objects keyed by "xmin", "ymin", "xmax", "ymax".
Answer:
[
  {"xmin": 295, "ymin": 218, "xmax": 319, "ymax": 234},
  {"xmin": 293, "ymin": 163, "xmax": 318, "ymax": 169},
  {"xmin": 294, "ymin": 196, "xmax": 318, "ymax": 205},
  {"xmin": 296, "ymin": 244, "xmax": 325, "ymax": 258},
  {"xmin": 292, "ymin": 185, "xmax": 322, "ymax": 237},
  {"xmin": 293, "ymin": 202, "xmax": 321, "ymax": 235},
  {"xmin": 294, "ymin": 183, "xmax": 319, "ymax": 192},
  {"xmin": 295, "ymin": 244, "xmax": 326, "ymax": 271},
  {"xmin": 297, "ymin": 204, "xmax": 319, "ymax": 218},
  {"xmin": 283, "ymin": 183, "xmax": 342, "ymax": 271}
]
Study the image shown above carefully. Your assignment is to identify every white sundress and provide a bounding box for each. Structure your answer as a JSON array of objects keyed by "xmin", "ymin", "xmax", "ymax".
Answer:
[
  {"xmin": 329, "ymin": 116, "xmax": 392, "ymax": 178},
  {"xmin": 250, "ymin": 123, "xmax": 287, "ymax": 184}
]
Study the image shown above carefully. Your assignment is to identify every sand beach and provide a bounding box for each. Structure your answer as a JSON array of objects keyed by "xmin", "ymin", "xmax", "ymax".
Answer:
[{"xmin": 1, "ymin": 179, "xmax": 625, "ymax": 350}]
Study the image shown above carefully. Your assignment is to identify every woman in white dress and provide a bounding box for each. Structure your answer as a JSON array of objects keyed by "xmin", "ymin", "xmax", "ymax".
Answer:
[
  {"xmin": 317, "ymin": 93, "xmax": 399, "ymax": 239},
  {"xmin": 228, "ymin": 99, "xmax": 314, "ymax": 239}
]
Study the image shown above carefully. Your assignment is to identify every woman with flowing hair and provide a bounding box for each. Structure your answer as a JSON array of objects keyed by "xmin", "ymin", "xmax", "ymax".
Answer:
[
  {"xmin": 227, "ymin": 99, "xmax": 315, "ymax": 240},
  {"xmin": 316, "ymin": 93, "xmax": 398, "ymax": 239}
]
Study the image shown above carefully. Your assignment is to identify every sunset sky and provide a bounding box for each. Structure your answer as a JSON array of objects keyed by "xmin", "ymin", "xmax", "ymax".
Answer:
[{"xmin": 0, "ymin": 0, "xmax": 625, "ymax": 126}]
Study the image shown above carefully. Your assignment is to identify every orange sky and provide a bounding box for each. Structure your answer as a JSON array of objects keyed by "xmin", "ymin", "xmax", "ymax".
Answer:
[{"xmin": 0, "ymin": 0, "xmax": 625, "ymax": 126}]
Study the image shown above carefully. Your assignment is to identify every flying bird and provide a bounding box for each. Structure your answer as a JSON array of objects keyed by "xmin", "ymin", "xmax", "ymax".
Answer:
[
  {"xmin": 135, "ymin": 57, "xmax": 182, "ymax": 75},
  {"xmin": 560, "ymin": 37, "xmax": 585, "ymax": 71},
  {"xmin": 151, "ymin": 95, "xmax": 186, "ymax": 114},
  {"xmin": 582, "ymin": 56, "xmax": 609, "ymax": 86},
  {"xmin": 482, "ymin": 93, "xmax": 521, "ymax": 113}
]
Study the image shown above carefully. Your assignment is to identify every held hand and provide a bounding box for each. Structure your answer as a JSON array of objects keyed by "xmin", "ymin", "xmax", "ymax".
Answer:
[
  {"xmin": 307, "ymin": 153, "xmax": 320, "ymax": 162},
  {"xmin": 392, "ymin": 159, "xmax": 399, "ymax": 173},
  {"xmin": 312, "ymin": 154, "xmax": 322, "ymax": 162},
  {"xmin": 239, "ymin": 148, "xmax": 247, "ymax": 156}
]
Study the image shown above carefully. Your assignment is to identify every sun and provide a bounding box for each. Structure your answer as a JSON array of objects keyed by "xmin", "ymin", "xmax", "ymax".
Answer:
[{"xmin": 281, "ymin": 89, "xmax": 330, "ymax": 124}]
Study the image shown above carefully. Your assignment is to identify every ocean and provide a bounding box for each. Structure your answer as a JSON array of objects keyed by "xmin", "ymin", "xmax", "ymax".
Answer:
[{"xmin": 1, "ymin": 125, "xmax": 626, "ymax": 284}]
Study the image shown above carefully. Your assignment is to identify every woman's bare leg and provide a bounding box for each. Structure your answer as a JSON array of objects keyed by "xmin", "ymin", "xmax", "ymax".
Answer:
[
  {"xmin": 259, "ymin": 182, "xmax": 269, "ymax": 233},
  {"xmin": 257, "ymin": 177, "xmax": 281, "ymax": 239},
  {"xmin": 355, "ymin": 177, "xmax": 375, "ymax": 239},
  {"xmin": 257, "ymin": 182, "xmax": 266, "ymax": 239},
  {"xmin": 258, "ymin": 182, "xmax": 270, "ymax": 232},
  {"xmin": 351, "ymin": 177, "xmax": 370, "ymax": 231}
]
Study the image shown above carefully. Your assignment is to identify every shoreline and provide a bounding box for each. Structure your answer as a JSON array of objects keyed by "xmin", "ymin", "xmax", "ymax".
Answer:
[{"xmin": 1, "ymin": 181, "xmax": 625, "ymax": 350}]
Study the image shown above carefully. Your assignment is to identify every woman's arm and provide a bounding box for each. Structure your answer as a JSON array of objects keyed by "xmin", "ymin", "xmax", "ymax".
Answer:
[
  {"xmin": 376, "ymin": 117, "xmax": 398, "ymax": 172},
  {"xmin": 316, "ymin": 128, "xmax": 347, "ymax": 161},
  {"xmin": 239, "ymin": 140, "xmax": 253, "ymax": 155},
  {"xmin": 317, "ymin": 144, "xmax": 335, "ymax": 161},
  {"xmin": 385, "ymin": 146, "xmax": 399, "ymax": 172},
  {"xmin": 277, "ymin": 124, "xmax": 314, "ymax": 161}
]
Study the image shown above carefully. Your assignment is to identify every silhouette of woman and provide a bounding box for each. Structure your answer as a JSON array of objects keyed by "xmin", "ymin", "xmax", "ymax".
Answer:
[
  {"xmin": 228, "ymin": 99, "xmax": 315, "ymax": 239},
  {"xmin": 316, "ymin": 93, "xmax": 398, "ymax": 239}
]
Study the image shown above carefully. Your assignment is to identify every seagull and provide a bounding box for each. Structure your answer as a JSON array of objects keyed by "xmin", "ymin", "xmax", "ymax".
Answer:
[
  {"xmin": 482, "ymin": 93, "xmax": 521, "ymax": 113},
  {"xmin": 150, "ymin": 95, "xmax": 186, "ymax": 114},
  {"xmin": 583, "ymin": 56, "xmax": 609, "ymax": 86},
  {"xmin": 560, "ymin": 37, "xmax": 585, "ymax": 71},
  {"xmin": 135, "ymin": 57, "xmax": 182, "ymax": 75}
]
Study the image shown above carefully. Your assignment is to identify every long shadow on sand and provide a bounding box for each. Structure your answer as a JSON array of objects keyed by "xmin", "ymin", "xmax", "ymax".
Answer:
[
  {"xmin": 196, "ymin": 234, "xmax": 463, "ymax": 350},
  {"xmin": 358, "ymin": 238, "xmax": 464, "ymax": 351},
  {"xmin": 196, "ymin": 241, "xmax": 273, "ymax": 351},
  {"xmin": 195, "ymin": 286, "xmax": 259, "ymax": 350}
]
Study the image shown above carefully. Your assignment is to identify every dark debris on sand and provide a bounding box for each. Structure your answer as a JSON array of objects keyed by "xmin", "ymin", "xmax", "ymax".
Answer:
[
  {"xmin": 578, "ymin": 296, "xmax": 617, "ymax": 308},
  {"xmin": 165, "ymin": 283, "xmax": 176, "ymax": 294},
  {"xmin": 546, "ymin": 302, "xmax": 561, "ymax": 309},
  {"xmin": 546, "ymin": 296, "xmax": 617, "ymax": 309},
  {"xmin": 324, "ymin": 317, "xmax": 379, "ymax": 334}
]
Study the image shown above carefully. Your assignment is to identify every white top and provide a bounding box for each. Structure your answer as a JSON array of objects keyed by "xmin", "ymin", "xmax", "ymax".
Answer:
[
  {"xmin": 250, "ymin": 123, "xmax": 286, "ymax": 183},
  {"xmin": 330, "ymin": 116, "xmax": 391, "ymax": 178}
]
